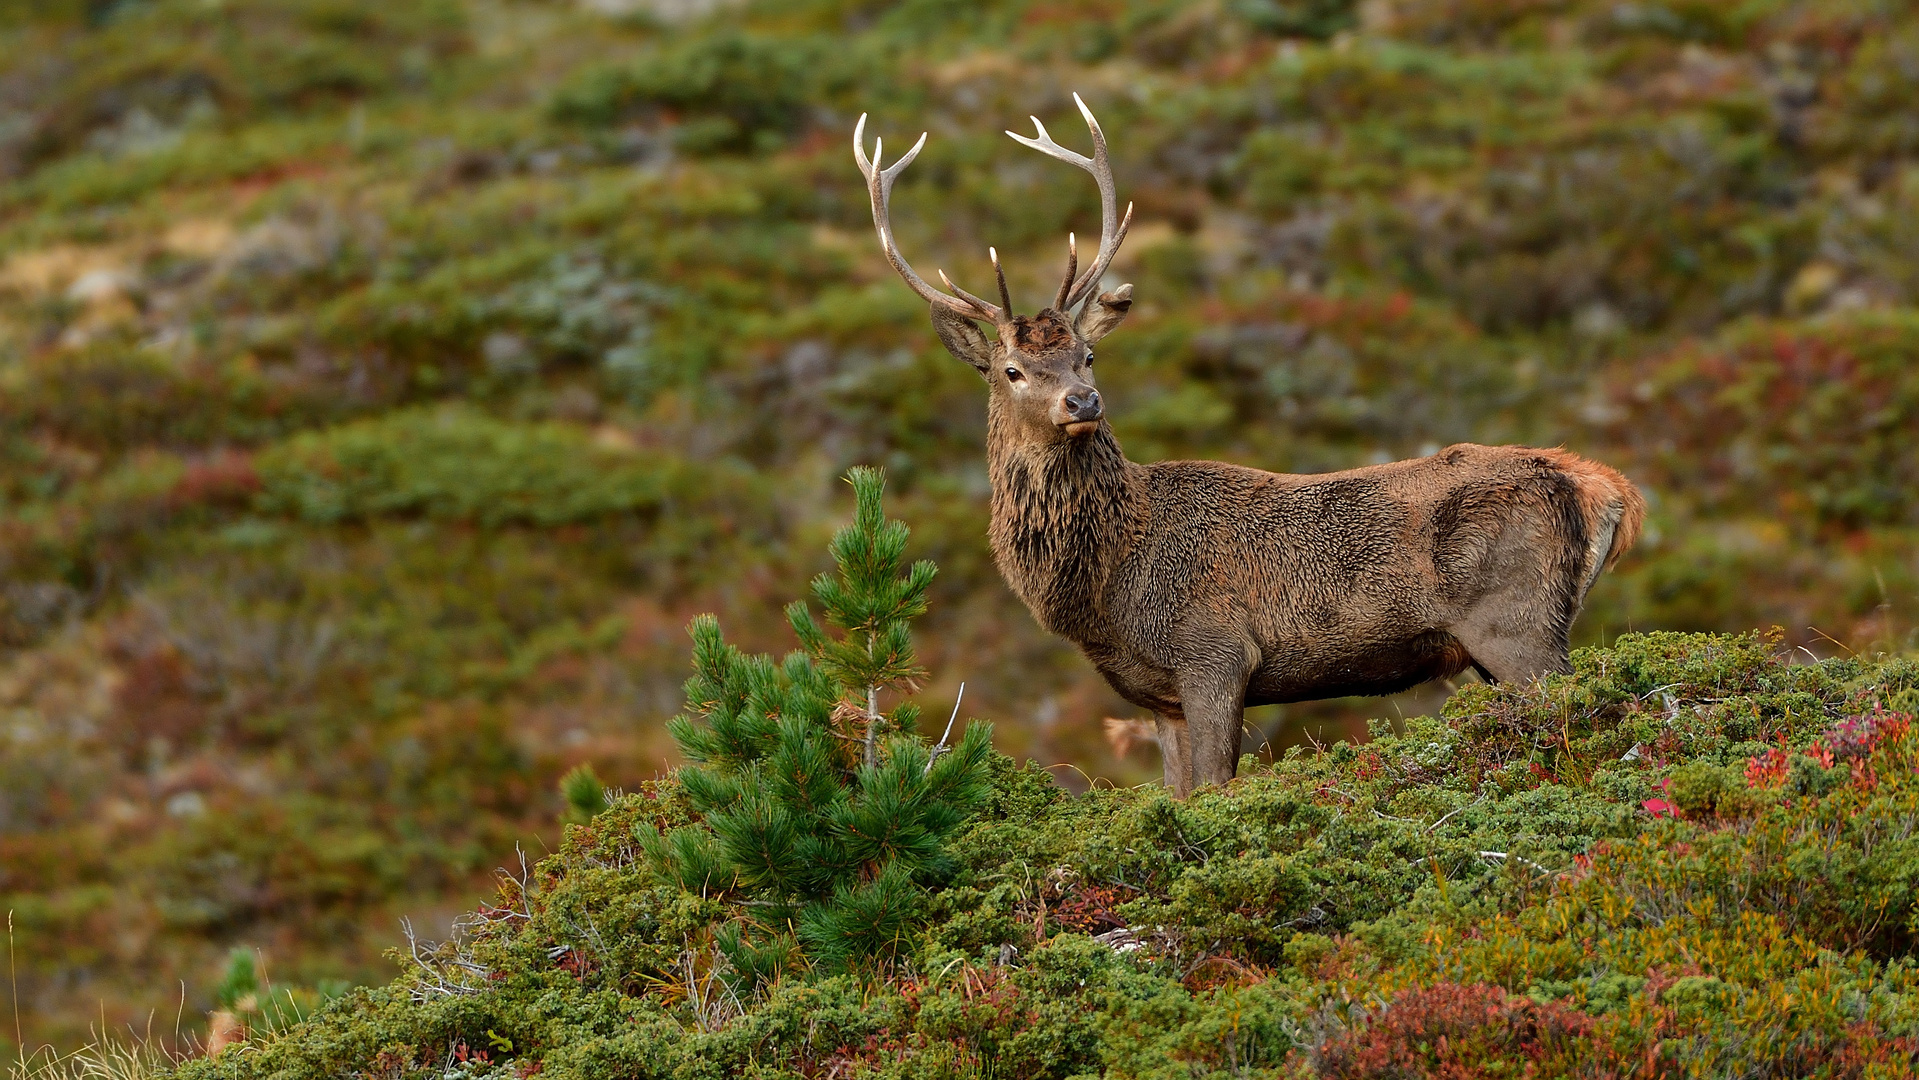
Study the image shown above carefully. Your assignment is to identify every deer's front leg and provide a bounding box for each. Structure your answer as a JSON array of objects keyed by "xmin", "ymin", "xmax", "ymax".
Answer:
[{"xmin": 1177, "ymin": 647, "xmax": 1255, "ymax": 795}]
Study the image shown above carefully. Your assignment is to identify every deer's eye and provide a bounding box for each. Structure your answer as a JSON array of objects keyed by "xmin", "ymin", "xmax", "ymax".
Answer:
[
  {"xmin": 1005, "ymin": 367, "xmax": 1024, "ymax": 382},
  {"xmin": 1084, "ymin": 352, "xmax": 1094, "ymax": 367}
]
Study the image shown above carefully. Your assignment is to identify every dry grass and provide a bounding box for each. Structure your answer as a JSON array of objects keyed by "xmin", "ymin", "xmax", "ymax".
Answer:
[
  {"xmin": 7, "ymin": 1036, "xmax": 190, "ymax": 1080},
  {"xmin": 8, "ymin": 914, "xmax": 198, "ymax": 1080}
]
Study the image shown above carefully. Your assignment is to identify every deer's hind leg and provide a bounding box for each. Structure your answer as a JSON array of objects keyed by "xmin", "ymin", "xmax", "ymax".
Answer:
[
  {"xmin": 1451, "ymin": 613, "xmax": 1573, "ymax": 684},
  {"xmin": 1459, "ymin": 635, "xmax": 1571, "ymax": 684},
  {"xmin": 1446, "ymin": 503, "xmax": 1582, "ymax": 685},
  {"xmin": 1154, "ymin": 714, "xmax": 1192, "ymax": 799}
]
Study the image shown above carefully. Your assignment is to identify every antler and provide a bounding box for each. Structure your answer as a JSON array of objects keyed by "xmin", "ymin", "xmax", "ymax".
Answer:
[
  {"xmin": 853, "ymin": 115, "xmax": 1006, "ymax": 326},
  {"xmin": 1007, "ymin": 93, "xmax": 1134, "ymax": 313}
]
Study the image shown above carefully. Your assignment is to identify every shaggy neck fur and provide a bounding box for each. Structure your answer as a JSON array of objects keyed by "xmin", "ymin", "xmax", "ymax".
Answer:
[{"xmin": 985, "ymin": 400, "xmax": 1139, "ymax": 642}]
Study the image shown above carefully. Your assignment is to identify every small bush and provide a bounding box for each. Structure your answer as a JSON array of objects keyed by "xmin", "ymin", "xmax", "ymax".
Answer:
[
  {"xmin": 550, "ymin": 32, "xmax": 838, "ymax": 153},
  {"xmin": 1316, "ymin": 982, "xmax": 1597, "ymax": 1077},
  {"xmin": 557, "ymin": 764, "xmax": 608, "ymax": 825},
  {"xmin": 251, "ymin": 406, "xmax": 682, "ymax": 526},
  {"xmin": 1231, "ymin": 0, "xmax": 1360, "ymax": 41}
]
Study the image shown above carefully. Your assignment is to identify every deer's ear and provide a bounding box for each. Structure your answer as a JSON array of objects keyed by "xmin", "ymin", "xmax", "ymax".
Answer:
[
  {"xmin": 930, "ymin": 305, "xmax": 995, "ymax": 377},
  {"xmin": 1075, "ymin": 284, "xmax": 1133, "ymax": 344}
]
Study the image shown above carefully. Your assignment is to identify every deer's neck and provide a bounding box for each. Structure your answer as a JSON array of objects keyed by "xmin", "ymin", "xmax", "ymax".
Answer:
[{"xmin": 986, "ymin": 409, "xmax": 1139, "ymax": 642}]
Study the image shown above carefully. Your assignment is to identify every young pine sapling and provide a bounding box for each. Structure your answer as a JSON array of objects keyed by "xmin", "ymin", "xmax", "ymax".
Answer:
[{"xmin": 650, "ymin": 467, "xmax": 993, "ymax": 977}]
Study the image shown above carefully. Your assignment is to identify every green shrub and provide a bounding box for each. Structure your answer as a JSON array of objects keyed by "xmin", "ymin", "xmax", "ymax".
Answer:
[
  {"xmin": 551, "ymin": 32, "xmax": 840, "ymax": 153},
  {"xmin": 0, "ymin": 343, "xmax": 291, "ymax": 453},
  {"xmin": 1231, "ymin": 0, "xmax": 1360, "ymax": 40},
  {"xmin": 558, "ymin": 764, "xmax": 609, "ymax": 825},
  {"xmin": 251, "ymin": 406, "xmax": 682, "ymax": 527}
]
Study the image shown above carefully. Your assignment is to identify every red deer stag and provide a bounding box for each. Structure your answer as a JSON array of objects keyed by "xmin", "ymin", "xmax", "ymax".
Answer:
[{"xmin": 853, "ymin": 97, "xmax": 1645, "ymax": 798}]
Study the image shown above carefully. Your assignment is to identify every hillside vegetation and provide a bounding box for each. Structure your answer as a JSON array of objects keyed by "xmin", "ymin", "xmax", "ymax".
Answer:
[
  {"xmin": 2, "ymin": 0, "xmax": 1918, "ymax": 1054},
  {"xmin": 174, "ymin": 474, "xmax": 1919, "ymax": 1077}
]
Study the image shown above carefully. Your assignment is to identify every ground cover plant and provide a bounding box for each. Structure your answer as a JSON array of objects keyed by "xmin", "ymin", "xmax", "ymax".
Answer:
[
  {"xmin": 165, "ymin": 487, "xmax": 1919, "ymax": 1076},
  {"xmin": 4, "ymin": 0, "xmax": 1919, "ymax": 1057}
]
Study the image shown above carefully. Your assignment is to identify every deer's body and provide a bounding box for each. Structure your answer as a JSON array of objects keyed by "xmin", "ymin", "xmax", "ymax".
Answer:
[
  {"xmin": 988, "ymin": 419, "xmax": 1640, "ymax": 792},
  {"xmin": 856, "ymin": 98, "xmax": 1644, "ymax": 797}
]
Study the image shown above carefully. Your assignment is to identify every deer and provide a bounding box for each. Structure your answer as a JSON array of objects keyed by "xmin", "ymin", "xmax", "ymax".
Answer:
[{"xmin": 853, "ymin": 96, "xmax": 1645, "ymax": 799}]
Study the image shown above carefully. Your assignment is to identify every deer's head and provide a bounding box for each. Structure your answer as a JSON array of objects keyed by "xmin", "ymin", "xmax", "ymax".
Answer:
[{"xmin": 855, "ymin": 96, "xmax": 1135, "ymax": 445}]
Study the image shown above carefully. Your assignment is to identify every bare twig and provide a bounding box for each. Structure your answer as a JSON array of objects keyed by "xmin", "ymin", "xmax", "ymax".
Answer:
[
  {"xmin": 1425, "ymin": 797, "xmax": 1483, "ymax": 834},
  {"xmin": 399, "ymin": 917, "xmax": 489, "ymax": 1002},
  {"xmin": 926, "ymin": 681, "xmax": 965, "ymax": 773},
  {"xmin": 487, "ymin": 845, "xmax": 536, "ymax": 922},
  {"xmin": 10, "ymin": 910, "xmax": 23, "ymax": 1068}
]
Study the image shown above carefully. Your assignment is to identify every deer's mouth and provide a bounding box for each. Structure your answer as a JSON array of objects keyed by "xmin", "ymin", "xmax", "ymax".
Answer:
[{"xmin": 1060, "ymin": 419, "xmax": 1100, "ymax": 438}]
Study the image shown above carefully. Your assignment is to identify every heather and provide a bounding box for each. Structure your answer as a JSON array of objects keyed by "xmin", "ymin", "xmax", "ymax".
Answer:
[{"xmin": 3, "ymin": 0, "xmax": 1919, "ymax": 1065}]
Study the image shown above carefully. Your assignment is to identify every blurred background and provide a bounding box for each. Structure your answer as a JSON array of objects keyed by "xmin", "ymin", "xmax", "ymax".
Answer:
[{"xmin": 1, "ymin": 0, "xmax": 1915, "ymax": 1053}]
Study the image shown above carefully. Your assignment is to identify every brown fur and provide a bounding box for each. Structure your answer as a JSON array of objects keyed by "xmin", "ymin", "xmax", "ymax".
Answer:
[{"xmin": 934, "ymin": 306, "xmax": 1645, "ymax": 798}]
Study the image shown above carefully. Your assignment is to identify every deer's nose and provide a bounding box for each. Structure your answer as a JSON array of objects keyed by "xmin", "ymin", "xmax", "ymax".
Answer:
[{"xmin": 1063, "ymin": 388, "xmax": 1102, "ymax": 422}]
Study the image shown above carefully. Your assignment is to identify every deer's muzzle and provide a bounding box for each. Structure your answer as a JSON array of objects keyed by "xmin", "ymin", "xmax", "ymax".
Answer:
[{"xmin": 1057, "ymin": 387, "xmax": 1103, "ymax": 435}]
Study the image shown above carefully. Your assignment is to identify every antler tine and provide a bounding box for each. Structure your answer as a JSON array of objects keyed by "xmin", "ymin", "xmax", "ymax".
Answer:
[
  {"xmin": 990, "ymin": 247, "xmax": 1013, "ymax": 313},
  {"xmin": 1053, "ymin": 232, "xmax": 1078, "ymax": 311},
  {"xmin": 938, "ymin": 269, "xmax": 1004, "ymax": 317},
  {"xmin": 1005, "ymin": 93, "xmax": 1132, "ymax": 311},
  {"xmin": 854, "ymin": 114, "xmax": 1004, "ymax": 325},
  {"xmin": 1005, "ymin": 114, "xmax": 1094, "ymax": 169}
]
